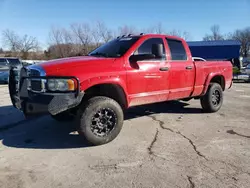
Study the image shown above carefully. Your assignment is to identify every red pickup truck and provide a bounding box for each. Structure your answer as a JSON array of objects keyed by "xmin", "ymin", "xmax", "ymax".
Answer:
[{"xmin": 9, "ymin": 34, "xmax": 232, "ymax": 145}]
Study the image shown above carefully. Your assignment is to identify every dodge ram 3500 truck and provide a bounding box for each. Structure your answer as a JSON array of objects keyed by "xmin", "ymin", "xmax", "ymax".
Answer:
[{"xmin": 8, "ymin": 34, "xmax": 233, "ymax": 145}]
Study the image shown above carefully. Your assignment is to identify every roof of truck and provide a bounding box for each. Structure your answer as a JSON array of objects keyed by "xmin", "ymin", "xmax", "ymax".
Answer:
[{"xmin": 116, "ymin": 33, "xmax": 183, "ymax": 40}]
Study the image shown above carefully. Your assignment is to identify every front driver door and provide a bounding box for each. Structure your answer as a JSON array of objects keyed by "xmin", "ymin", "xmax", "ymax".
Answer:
[{"xmin": 126, "ymin": 37, "xmax": 170, "ymax": 106}]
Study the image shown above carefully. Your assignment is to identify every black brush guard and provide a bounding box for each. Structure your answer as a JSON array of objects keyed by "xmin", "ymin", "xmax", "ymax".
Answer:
[{"xmin": 8, "ymin": 65, "xmax": 84, "ymax": 117}]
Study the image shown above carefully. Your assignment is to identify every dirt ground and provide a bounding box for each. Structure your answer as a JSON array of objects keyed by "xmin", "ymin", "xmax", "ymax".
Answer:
[{"xmin": 0, "ymin": 83, "xmax": 250, "ymax": 188}]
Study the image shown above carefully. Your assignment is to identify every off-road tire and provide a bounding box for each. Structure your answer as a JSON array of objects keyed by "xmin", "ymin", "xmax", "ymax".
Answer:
[
  {"xmin": 77, "ymin": 96, "xmax": 124, "ymax": 146},
  {"xmin": 200, "ymin": 83, "xmax": 223, "ymax": 113},
  {"xmin": 51, "ymin": 111, "xmax": 75, "ymax": 122}
]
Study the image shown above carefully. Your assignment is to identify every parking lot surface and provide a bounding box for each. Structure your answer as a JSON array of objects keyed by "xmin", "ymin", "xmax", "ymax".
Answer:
[{"xmin": 0, "ymin": 83, "xmax": 250, "ymax": 188}]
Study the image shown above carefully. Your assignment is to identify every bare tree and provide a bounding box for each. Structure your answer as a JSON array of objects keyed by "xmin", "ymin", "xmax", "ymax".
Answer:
[
  {"xmin": 168, "ymin": 29, "xmax": 191, "ymax": 40},
  {"xmin": 231, "ymin": 27, "xmax": 250, "ymax": 57},
  {"xmin": 62, "ymin": 28, "xmax": 73, "ymax": 44},
  {"xmin": 48, "ymin": 27, "xmax": 74, "ymax": 58},
  {"xmin": 142, "ymin": 26, "xmax": 155, "ymax": 34},
  {"xmin": 223, "ymin": 32, "xmax": 234, "ymax": 40},
  {"xmin": 91, "ymin": 25, "xmax": 101, "ymax": 46},
  {"xmin": 2, "ymin": 29, "xmax": 21, "ymax": 51},
  {"xmin": 48, "ymin": 24, "xmax": 95, "ymax": 58},
  {"xmin": 48, "ymin": 27, "xmax": 64, "ymax": 57},
  {"xmin": 70, "ymin": 23, "xmax": 92, "ymax": 54},
  {"xmin": 19, "ymin": 34, "xmax": 39, "ymax": 59},
  {"xmin": 20, "ymin": 34, "xmax": 39, "ymax": 52},
  {"xmin": 203, "ymin": 25, "xmax": 224, "ymax": 41},
  {"xmin": 49, "ymin": 27, "xmax": 62, "ymax": 45},
  {"xmin": 2, "ymin": 29, "xmax": 39, "ymax": 58},
  {"xmin": 143, "ymin": 22, "xmax": 165, "ymax": 34},
  {"xmin": 154, "ymin": 23, "xmax": 165, "ymax": 34},
  {"xmin": 71, "ymin": 23, "xmax": 91, "ymax": 44},
  {"xmin": 118, "ymin": 25, "xmax": 137, "ymax": 36},
  {"xmin": 92, "ymin": 20, "xmax": 113, "ymax": 45}
]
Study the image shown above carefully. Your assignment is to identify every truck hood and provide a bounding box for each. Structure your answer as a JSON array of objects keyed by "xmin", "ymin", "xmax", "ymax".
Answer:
[{"xmin": 38, "ymin": 56, "xmax": 116, "ymax": 74}]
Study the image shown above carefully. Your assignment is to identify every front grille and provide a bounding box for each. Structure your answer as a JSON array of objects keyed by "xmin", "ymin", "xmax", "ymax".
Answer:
[
  {"xmin": 26, "ymin": 66, "xmax": 46, "ymax": 92},
  {"xmin": 28, "ymin": 69, "xmax": 40, "ymax": 77},
  {"xmin": 30, "ymin": 80, "xmax": 42, "ymax": 91}
]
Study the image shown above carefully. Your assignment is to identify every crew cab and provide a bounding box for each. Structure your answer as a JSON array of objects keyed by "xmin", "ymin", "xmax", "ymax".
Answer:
[{"xmin": 8, "ymin": 34, "xmax": 233, "ymax": 145}]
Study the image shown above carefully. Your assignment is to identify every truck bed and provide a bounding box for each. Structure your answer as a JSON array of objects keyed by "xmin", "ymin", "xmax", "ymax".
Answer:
[{"xmin": 192, "ymin": 60, "xmax": 233, "ymax": 97}]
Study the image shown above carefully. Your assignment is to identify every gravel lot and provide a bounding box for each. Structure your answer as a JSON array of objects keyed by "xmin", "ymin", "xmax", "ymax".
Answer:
[{"xmin": 0, "ymin": 83, "xmax": 250, "ymax": 188}]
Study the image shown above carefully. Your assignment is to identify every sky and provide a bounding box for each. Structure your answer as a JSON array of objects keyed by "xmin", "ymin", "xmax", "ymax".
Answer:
[{"xmin": 0, "ymin": 0, "xmax": 250, "ymax": 49}]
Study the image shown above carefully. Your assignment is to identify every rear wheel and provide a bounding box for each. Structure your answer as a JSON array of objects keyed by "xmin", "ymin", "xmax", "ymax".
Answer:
[
  {"xmin": 77, "ymin": 96, "xmax": 124, "ymax": 146},
  {"xmin": 200, "ymin": 83, "xmax": 223, "ymax": 113}
]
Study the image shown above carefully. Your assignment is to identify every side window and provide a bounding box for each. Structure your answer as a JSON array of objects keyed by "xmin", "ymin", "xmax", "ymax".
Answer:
[
  {"xmin": 136, "ymin": 38, "xmax": 166, "ymax": 59},
  {"xmin": 0, "ymin": 59, "xmax": 7, "ymax": 67},
  {"xmin": 166, "ymin": 38, "xmax": 187, "ymax": 60}
]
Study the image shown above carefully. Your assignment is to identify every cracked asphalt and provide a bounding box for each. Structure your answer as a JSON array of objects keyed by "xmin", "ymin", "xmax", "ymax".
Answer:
[{"xmin": 0, "ymin": 83, "xmax": 250, "ymax": 188}]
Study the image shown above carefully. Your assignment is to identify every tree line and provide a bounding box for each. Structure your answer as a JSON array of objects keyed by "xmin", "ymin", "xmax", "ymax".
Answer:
[{"xmin": 1, "ymin": 21, "xmax": 250, "ymax": 60}]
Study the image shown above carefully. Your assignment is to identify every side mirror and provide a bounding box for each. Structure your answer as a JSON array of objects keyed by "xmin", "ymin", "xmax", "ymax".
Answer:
[
  {"xmin": 152, "ymin": 43, "xmax": 164, "ymax": 58},
  {"xmin": 129, "ymin": 54, "xmax": 155, "ymax": 62}
]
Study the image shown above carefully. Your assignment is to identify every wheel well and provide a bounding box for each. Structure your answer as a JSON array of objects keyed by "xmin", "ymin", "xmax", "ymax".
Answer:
[
  {"xmin": 83, "ymin": 84, "xmax": 128, "ymax": 110},
  {"xmin": 210, "ymin": 75, "xmax": 225, "ymax": 90}
]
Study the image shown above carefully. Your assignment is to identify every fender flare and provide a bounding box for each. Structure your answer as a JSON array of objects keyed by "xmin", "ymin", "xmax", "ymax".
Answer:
[
  {"xmin": 201, "ymin": 73, "xmax": 225, "ymax": 95},
  {"xmin": 79, "ymin": 76, "xmax": 129, "ymax": 106}
]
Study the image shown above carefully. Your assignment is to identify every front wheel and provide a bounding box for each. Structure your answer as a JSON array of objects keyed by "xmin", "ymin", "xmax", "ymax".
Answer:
[
  {"xmin": 200, "ymin": 83, "xmax": 223, "ymax": 113},
  {"xmin": 77, "ymin": 96, "xmax": 124, "ymax": 146}
]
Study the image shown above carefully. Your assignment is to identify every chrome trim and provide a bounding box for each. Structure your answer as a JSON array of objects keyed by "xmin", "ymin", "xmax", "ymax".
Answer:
[
  {"xmin": 27, "ymin": 78, "xmax": 47, "ymax": 93},
  {"xmin": 27, "ymin": 64, "xmax": 46, "ymax": 77},
  {"xmin": 26, "ymin": 65, "xmax": 46, "ymax": 93}
]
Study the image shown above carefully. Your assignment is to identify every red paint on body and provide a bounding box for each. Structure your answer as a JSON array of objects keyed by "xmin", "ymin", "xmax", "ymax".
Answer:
[{"xmin": 40, "ymin": 34, "xmax": 232, "ymax": 108}]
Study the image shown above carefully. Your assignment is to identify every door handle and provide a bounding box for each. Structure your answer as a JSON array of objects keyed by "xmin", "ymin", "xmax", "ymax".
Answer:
[
  {"xmin": 186, "ymin": 66, "xmax": 193, "ymax": 70},
  {"xmin": 159, "ymin": 67, "xmax": 169, "ymax": 71}
]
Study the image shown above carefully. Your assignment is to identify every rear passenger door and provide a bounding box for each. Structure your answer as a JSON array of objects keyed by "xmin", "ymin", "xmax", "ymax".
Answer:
[{"xmin": 166, "ymin": 38, "xmax": 195, "ymax": 100}]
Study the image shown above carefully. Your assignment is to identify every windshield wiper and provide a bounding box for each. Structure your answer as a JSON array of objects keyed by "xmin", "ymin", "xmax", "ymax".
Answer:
[{"xmin": 89, "ymin": 52, "xmax": 109, "ymax": 57}]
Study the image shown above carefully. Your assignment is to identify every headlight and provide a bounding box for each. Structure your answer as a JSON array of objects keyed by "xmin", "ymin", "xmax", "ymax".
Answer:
[{"xmin": 47, "ymin": 79, "xmax": 75, "ymax": 91}]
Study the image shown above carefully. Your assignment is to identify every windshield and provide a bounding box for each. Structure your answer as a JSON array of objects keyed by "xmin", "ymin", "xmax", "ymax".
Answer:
[
  {"xmin": 88, "ymin": 37, "xmax": 140, "ymax": 58},
  {"xmin": 7, "ymin": 58, "xmax": 21, "ymax": 66}
]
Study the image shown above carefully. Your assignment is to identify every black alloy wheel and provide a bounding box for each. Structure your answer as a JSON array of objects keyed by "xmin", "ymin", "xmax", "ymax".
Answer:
[
  {"xmin": 90, "ymin": 107, "xmax": 117, "ymax": 137},
  {"xmin": 200, "ymin": 83, "xmax": 223, "ymax": 113},
  {"xmin": 77, "ymin": 96, "xmax": 124, "ymax": 145}
]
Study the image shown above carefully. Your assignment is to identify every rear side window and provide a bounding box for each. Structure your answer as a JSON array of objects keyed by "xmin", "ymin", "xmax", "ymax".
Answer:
[
  {"xmin": 166, "ymin": 38, "xmax": 187, "ymax": 60},
  {"xmin": 7, "ymin": 58, "xmax": 21, "ymax": 66},
  {"xmin": 0, "ymin": 59, "xmax": 7, "ymax": 66},
  {"xmin": 135, "ymin": 38, "xmax": 166, "ymax": 59}
]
